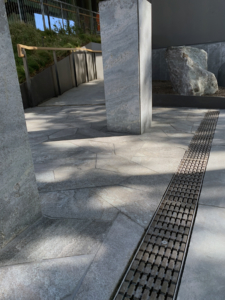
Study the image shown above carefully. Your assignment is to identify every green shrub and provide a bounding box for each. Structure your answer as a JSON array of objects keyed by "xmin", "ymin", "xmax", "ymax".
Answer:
[{"xmin": 9, "ymin": 22, "xmax": 101, "ymax": 83}]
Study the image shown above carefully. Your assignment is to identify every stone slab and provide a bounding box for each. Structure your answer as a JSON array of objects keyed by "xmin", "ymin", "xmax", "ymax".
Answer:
[
  {"xmin": 70, "ymin": 139, "xmax": 114, "ymax": 154},
  {"xmin": 0, "ymin": 3, "xmax": 40, "ymax": 249},
  {"xmin": 38, "ymin": 168, "xmax": 126, "ymax": 192},
  {"xmin": 40, "ymin": 188, "xmax": 119, "ymax": 221},
  {"xmin": 120, "ymin": 172, "xmax": 173, "ymax": 194},
  {"xmin": 0, "ymin": 254, "xmax": 94, "ymax": 300},
  {"xmin": 114, "ymin": 138, "xmax": 146, "ymax": 159},
  {"xmin": 0, "ymin": 217, "xmax": 112, "ymax": 267},
  {"xmin": 177, "ymin": 205, "xmax": 225, "ymax": 300},
  {"xmin": 96, "ymin": 153, "xmax": 157, "ymax": 176},
  {"xmin": 135, "ymin": 142, "xmax": 186, "ymax": 158},
  {"xmin": 199, "ymin": 145, "xmax": 225, "ymax": 208},
  {"xmin": 131, "ymin": 156, "xmax": 182, "ymax": 174},
  {"xmin": 96, "ymin": 185, "xmax": 164, "ymax": 228},
  {"xmin": 74, "ymin": 213, "xmax": 144, "ymax": 300},
  {"xmin": 199, "ymin": 110, "xmax": 225, "ymax": 208}
]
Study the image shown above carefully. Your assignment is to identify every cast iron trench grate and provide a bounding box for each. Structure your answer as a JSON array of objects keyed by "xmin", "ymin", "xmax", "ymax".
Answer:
[{"xmin": 114, "ymin": 110, "xmax": 219, "ymax": 300}]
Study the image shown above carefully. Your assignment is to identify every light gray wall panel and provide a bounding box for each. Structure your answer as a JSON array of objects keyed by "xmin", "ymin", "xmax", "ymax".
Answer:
[
  {"xmin": 74, "ymin": 53, "xmax": 88, "ymax": 86},
  {"xmin": 31, "ymin": 66, "xmax": 57, "ymax": 106},
  {"xmin": 86, "ymin": 52, "xmax": 95, "ymax": 81},
  {"xmin": 152, "ymin": 0, "xmax": 225, "ymax": 49},
  {"xmin": 57, "ymin": 56, "xmax": 73, "ymax": 94},
  {"xmin": 96, "ymin": 53, "xmax": 104, "ymax": 79}
]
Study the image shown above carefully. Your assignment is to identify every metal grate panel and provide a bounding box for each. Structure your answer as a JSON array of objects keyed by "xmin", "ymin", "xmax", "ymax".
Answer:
[{"xmin": 114, "ymin": 110, "xmax": 219, "ymax": 300}]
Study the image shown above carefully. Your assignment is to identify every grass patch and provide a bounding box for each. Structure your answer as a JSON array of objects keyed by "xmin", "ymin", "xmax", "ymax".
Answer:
[{"xmin": 9, "ymin": 22, "xmax": 101, "ymax": 83}]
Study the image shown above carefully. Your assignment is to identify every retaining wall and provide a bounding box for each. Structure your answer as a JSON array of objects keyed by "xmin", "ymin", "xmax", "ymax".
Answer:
[{"xmin": 20, "ymin": 47, "xmax": 104, "ymax": 109}]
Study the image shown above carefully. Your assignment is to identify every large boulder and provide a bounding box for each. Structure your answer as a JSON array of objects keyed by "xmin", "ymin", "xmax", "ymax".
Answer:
[{"xmin": 165, "ymin": 46, "xmax": 218, "ymax": 96}]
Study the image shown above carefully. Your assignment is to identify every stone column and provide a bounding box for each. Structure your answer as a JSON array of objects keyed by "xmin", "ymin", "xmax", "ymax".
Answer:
[
  {"xmin": 99, "ymin": 0, "xmax": 152, "ymax": 134},
  {"xmin": 0, "ymin": 3, "xmax": 41, "ymax": 249}
]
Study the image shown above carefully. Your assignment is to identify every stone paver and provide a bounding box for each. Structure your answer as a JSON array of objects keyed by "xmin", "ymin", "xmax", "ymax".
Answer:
[
  {"xmin": 74, "ymin": 214, "xmax": 144, "ymax": 300},
  {"xmin": 177, "ymin": 206, "xmax": 225, "ymax": 300},
  {"xmin": 0, "ymin": 217, "xmax": 112, "ymax": 267},
  {"xmin": 1, "ymin": 79, "xmax": 219, "ymax": 300},
  {"xmin": 41, "ymin": 188, "xmax": 119, "ymax": 221},
  {"xmin": 199, "ymin": 111, "xmax": 225, "ymax": 208},
  {"xmin": 0, "ymin": 255, "xmax": 94, "ymax": 300}
]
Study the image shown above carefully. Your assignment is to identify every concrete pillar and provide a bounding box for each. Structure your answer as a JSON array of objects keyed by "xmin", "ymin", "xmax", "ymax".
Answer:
[
  {"xmin": 99, "ymin": 0, "xmax": 152, "ymax": 134},
  {"xmin": 0, "ymin": 3, "xmax": 41, "ymax": 249}
]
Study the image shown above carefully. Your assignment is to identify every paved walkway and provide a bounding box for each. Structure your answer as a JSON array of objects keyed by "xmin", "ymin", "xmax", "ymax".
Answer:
[{"xmin": 0, "ymin": 80, "xmax": 224, "ymax": 299}]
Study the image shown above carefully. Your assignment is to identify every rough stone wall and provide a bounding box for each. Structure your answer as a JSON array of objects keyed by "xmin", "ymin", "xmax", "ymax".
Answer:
[{"xmin": 0, "ymin": 2, "xmax": 41, "ymax": 249}]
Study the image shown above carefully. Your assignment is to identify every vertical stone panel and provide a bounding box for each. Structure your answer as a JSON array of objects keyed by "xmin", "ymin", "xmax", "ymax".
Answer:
[
  {"xmin": 100, "ymin": 0, "xmax": 152, "ymax": 134},
  {"xmin": 0, "ymin": 3, "xmax": 41, "ymax": 249},
  {"xmin": 139, "ymin": 0, "xmax": 152, "ymax": 133},
  {"xmin": 95, "ymin": 53, "xmax": 104, "ymax": 79},
  {"xmin": 74, "ymin": 53, "xmax": 88, "ymax": 85}
]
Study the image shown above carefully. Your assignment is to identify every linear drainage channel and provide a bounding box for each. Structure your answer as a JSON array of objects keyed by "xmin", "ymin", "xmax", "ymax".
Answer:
[{"xmin": 114, "ymin": 110, "xmax": 219, "ymax": 300}]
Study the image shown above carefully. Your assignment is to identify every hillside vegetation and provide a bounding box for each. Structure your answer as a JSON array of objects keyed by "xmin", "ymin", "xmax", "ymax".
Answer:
[{"xmin": 9, "ymin": 22, "xmax": 101, "ymax": 83}]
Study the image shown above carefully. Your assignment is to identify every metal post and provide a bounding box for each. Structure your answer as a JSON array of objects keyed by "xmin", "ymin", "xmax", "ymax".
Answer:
[
  {"xmin": 17, "ymin": 0, "xmax": 22, "ymax": 22},
  {"xmin": 90, "ymin": 11, "xmax": 94, "ymax": 33},
  {"xmin": 86, "ymin": 0, "xmax": 93, "ymax": 33},
  {"xmin": 61, "ymin": 3, "xmax": 64, "ymax": 29},
  {"xmin": 53, "ymin": 51, "xmax": 61, "ymax": 95},
  {"xmin": 22, "ymin": 49, "xmax": 35, "ymax": 107},
  {"xmin": 47, "ymin": 14, "xmax": 51, "ymax": 30},
  {"xmin": 84, "ymin": 51, "xmax": 89, "ymax": 82},
  {"xmin": 40, "ymin": 0, "xmax": 46, "ymax": 30},
  {"xmin": 92, "ymin": 52, "xmax": 95, "ymax": 80},
  {"xmin": 46, "ymin": 0, "xmax": 51, "ymax": 29},
  {"xmin": 77, "ymin": 7, "xmax": 81, "ymax": 28}
]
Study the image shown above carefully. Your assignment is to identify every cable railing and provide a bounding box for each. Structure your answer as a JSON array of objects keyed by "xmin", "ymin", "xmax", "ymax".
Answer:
[
  {"xmin": 5, "ymin": 0, "xmax": 100, "ymax": 33},
  {"xmin": 17, "ymin": 44, "xmax": 102, "ymax": 107}
]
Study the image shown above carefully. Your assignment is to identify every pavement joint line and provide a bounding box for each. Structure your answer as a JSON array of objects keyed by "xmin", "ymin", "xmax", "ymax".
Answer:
[
  {"xmin": 38, "ymin": 103, "xmax": 106, "ymax": 107},
  {"xmin": 198, "ymin": 203, "xmax": 225, "ymax": 210},
  {"xmin": 38, "ymin": 182, "xmax": 131, "ymax": 193},
  {"xmin": 113, "ymin": 110, "xmax": 219, "ymax": 300}
]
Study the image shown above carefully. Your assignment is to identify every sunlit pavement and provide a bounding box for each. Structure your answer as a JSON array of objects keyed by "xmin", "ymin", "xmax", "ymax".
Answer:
[{"xmin": 0, "ymin": 80, "xmax": 224, "ymax": 300}]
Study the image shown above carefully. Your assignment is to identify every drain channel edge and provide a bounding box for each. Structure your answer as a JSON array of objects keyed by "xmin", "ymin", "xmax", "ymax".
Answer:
[{"xmin": 113, "ymin": 110, "xmax": 220, "ymax": 300}]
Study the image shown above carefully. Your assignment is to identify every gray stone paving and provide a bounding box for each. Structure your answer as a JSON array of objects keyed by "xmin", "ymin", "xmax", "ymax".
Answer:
[
  {"xmin": 1, "ymin": 79, "xmax": 223, "ymax": 299},
  {"xmin": 39, "ymin": 80, "xmax": 105, "ymax": 107},
  {"xmin": 178, "ymin": 110, "xmax": 225, "ymax": 300},
  {"xmin": 177, "ymin": 206, "xmax": 225, "ymax": 300}
]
